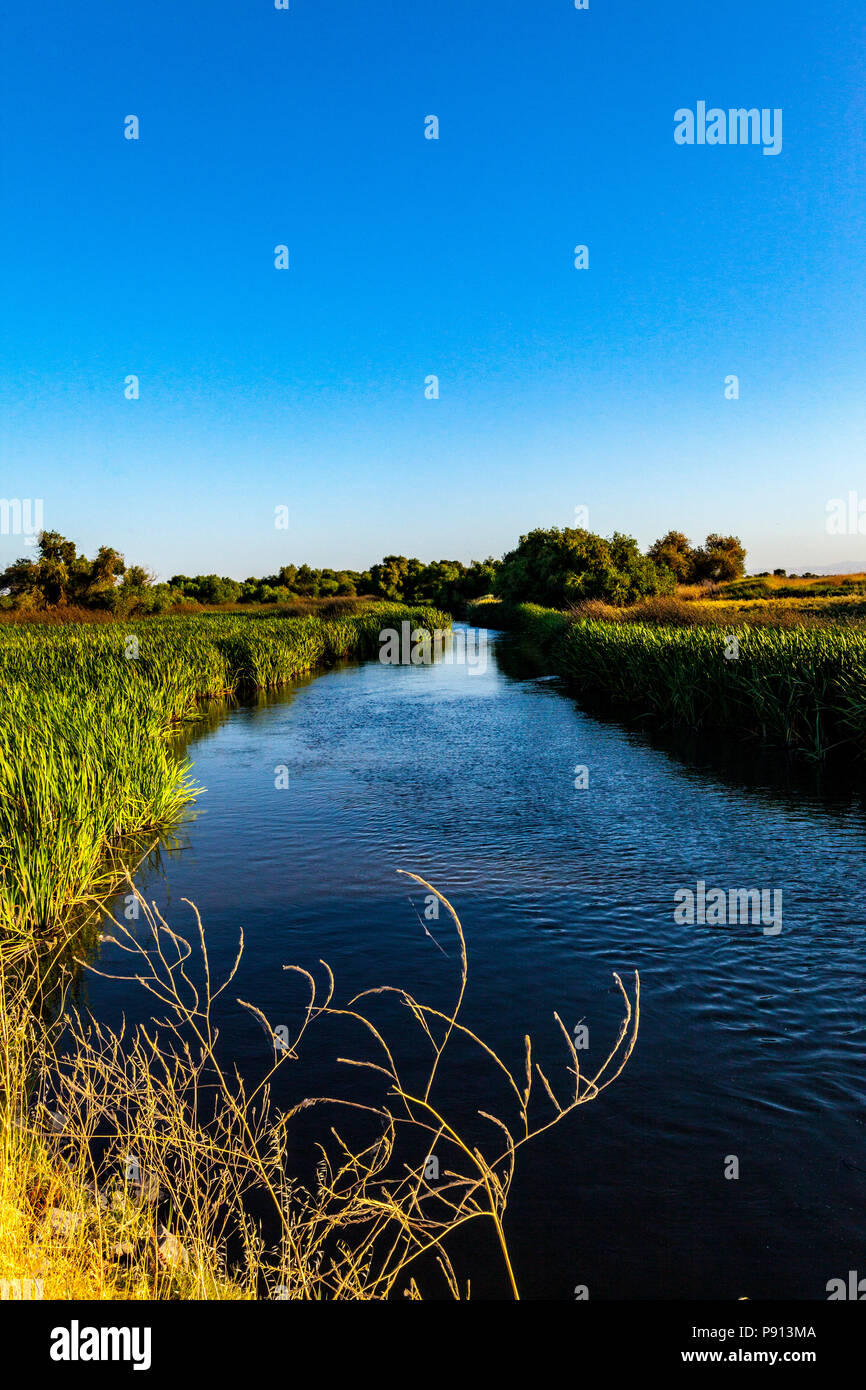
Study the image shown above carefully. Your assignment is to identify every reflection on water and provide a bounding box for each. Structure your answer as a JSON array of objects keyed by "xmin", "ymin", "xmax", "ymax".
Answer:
[{"xmin": 84, "ymin": 628, "xmax": 866, "ymax": 1300}]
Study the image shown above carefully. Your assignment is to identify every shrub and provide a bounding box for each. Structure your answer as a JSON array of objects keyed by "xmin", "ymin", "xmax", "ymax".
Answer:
[{"xmin": 496, "ymin": 528, "xmax": 675, "ymax": 607}]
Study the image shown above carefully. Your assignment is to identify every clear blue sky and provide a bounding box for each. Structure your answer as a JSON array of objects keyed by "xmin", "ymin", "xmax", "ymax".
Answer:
[{"xmin": 1, "ymin": 0, "xmax": 864, "ymax": 579}]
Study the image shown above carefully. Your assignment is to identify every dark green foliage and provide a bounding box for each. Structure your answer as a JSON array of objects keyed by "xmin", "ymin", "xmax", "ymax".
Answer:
[
  {"xmin": 646, "ymin": 530, "xmax": 694, "ymax": 582},
  {"xmin": 366, "ymin": 556, "xmax": 497, "ymax": 608},
  {"xmin": 496, "ymin": 528, "xmax": 675, "ymax": 607},
  {"xmin": 648, "ymin": 530, "xmax": 746, "ymax": 584},
  {"xmin": 168, "ymin": 574, "xmax": 243, "ymax": 606},
  {"xmin": 0, "ymin": 532, "xmax": 177, "ymax": 615},
  {"xmin": 1, "ymin": 524, "xmax": 747, "ymax": 618}
]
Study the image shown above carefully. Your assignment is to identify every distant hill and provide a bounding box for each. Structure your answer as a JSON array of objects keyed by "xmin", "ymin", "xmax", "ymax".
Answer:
[
  {"xmin": 759, "ymin": 562, "xmax": 866, "ymax": 577},
  {"xmin": 806, "ymin": 562, "xmax": 866, "ymax": 576}
]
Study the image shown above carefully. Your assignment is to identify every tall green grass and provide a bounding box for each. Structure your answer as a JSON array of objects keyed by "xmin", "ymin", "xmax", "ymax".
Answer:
[
  {"xmin": 470, "ymin": 600, "xmax": 866, "ymax": 760},
  {"xmin": 0, "ymin": 607, "xmax": 450, "ymax": 943}
]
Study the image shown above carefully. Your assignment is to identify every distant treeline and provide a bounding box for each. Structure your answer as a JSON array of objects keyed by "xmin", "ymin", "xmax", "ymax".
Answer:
[
  {"xmin": 169, "ymin": 555, "xmax": 499, "ymax": 609},
  {"xmin": 0, "ymin": 527, "xmax": 746, "ymax": 615}
]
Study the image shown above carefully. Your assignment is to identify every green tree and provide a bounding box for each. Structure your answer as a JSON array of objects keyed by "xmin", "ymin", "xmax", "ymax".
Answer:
[
  {"xmin": 369, "ymin": 556, "xmax": 413, "ymax": 600},
  {"xmin": 1, "ymin": 531, "xmax": 79, "ymax": 606},
  {"xmin": 0, "ymin": 532, "xmax": 150, "ymax": 610},
  {"xmin": 647, "ymin": 530, "xmax": 694, "ymax": 583},
  {"xmin": 691, "ymin": 534, "xmax": 746, "ymax": 583},
  {"xmin": 80, "ymin": 545, "xmax": 127, "ymax": 604},
  {"xmin": 496, "ymin": 528, "xmax": 674, "ymax": 607}
]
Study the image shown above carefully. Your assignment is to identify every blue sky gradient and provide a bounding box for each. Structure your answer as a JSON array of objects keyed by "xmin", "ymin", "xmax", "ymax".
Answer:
[{"xmin": 1, "ymin": 0, "xmax": 865, "ymax": 577}]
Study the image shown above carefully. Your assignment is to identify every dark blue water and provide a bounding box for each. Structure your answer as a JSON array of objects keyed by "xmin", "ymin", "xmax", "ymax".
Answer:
[{"xmin": 85, "ymin": 629, "xmax": 866, "ymax": 1300}]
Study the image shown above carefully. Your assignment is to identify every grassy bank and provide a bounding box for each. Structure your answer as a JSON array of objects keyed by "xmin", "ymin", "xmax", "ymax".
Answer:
[
  {"xmin": 0, "ymin": 606, "xmax": 450, "ymax": 946},
  {"xmin": 468, "ymin": 598, "xmax": 866, "ymax": 759}
]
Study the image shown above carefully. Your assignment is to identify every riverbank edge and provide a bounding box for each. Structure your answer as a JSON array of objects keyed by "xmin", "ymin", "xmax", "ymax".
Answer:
[
  {"xmin": 1, "ymin": 604, "xmax": 452, "ymax": 951},
  {"xmin": 466, "ymin": 597, "xmax": 866, "ymax": 761},
  {"xmin": 1, "ymin": 606, "xmax": 467, "ymax": 1303}
]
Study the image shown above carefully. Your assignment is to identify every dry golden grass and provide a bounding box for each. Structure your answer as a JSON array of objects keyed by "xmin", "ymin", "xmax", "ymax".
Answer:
[
  {"xmin": 0, "ymin": 874, "xmax": 638, "ymax": 1301},
  {"xmin": 737, "ymin": 572, "xmax": 866, "ymax": 591},
  {"xmin": 569, "ymin": 593, "xmax": 866, "ymax": 630}
]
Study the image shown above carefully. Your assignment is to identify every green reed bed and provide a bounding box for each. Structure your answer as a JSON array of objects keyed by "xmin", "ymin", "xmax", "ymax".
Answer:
[
  {"xmin": 0, "ymin": 606, "xmax": 449, "ymax": 943},
  {"xmin": 470, "ymin": 600, "xmax": 866, "ymax": 760}
]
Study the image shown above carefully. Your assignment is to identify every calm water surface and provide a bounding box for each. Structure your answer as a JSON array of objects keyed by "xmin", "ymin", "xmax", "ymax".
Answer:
[{"xmin": 85, "ymin": 628, "xmax": 866, "ymax": 1300}]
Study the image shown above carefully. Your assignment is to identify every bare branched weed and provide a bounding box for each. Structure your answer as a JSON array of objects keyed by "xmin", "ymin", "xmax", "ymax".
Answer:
[{"xmin": 1, "ymin": 872, "xmax": 638, "ymax": 1300}]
